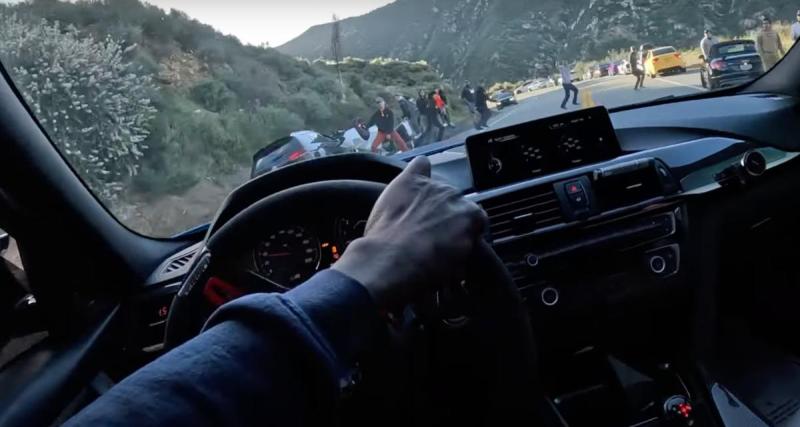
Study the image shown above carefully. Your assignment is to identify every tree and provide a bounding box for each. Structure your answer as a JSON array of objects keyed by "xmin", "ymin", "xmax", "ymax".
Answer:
[{"xmin": 0, "ymin": 13, "xmax": 157, "ymax": 202}]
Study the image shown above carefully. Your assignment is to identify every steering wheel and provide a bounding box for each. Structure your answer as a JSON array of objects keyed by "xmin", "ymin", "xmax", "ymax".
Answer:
[{"xmin": 165, "ymin": 179, "xmax": 538, "ymax": 424}]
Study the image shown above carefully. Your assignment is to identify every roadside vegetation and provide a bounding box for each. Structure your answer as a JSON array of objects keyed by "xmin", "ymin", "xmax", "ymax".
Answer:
[{"xmin": 0, "ymin": 0, "xmax": 462, "ymax": 235}]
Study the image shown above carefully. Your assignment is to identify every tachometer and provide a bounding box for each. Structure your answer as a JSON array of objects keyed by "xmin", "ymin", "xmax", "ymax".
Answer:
[{"xmin": 253, "ymin": 226, "xmax": 321, "ymax": 288}]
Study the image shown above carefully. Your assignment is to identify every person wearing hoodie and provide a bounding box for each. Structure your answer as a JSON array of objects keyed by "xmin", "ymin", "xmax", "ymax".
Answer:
[{"xmin": 364, "ymin": 97, "xmax": 409, "ymax": 153}]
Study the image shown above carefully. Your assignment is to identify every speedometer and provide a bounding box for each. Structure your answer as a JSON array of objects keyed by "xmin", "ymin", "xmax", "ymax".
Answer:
[{"xmin": 253, "ymin": 226, "xmax": 321, "ymax": 288}]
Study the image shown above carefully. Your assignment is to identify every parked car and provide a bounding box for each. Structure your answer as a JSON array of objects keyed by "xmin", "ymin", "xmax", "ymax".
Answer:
[
  {"xmin": 592, "ymin": 63, "xmax": 612, "ymax": 78},
  {"xmin": 700, "ymin": 40, "xmax": 764, "ymax": 90},
  {"xmin": 251, "ymin": 131, "xmax": 355, "ymax": 178},
  {"xmin": 514, "ymin": 80, "xmax": 534, "ymax": 94},
  {"xmin": 615, "ymin": 60, "xmax": 631, "ymax": 75},
  {"xmin": 644, "ymin": 46, "xmax": 687, "ymax": 77},
  {"xmin": 491, "ymin": 90, "xmax": 518, "ymax": 109}
]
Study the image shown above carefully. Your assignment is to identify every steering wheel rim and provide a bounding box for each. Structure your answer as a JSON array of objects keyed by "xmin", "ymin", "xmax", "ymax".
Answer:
[{"xmin": 164, "ymin": 179, "xmax": 537, "ymax": 422}]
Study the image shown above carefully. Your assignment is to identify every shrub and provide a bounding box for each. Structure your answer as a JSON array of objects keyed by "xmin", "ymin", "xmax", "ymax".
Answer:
[{"xmin": 0, "ymin": 13, "xmax": 157, "ymax": 202}]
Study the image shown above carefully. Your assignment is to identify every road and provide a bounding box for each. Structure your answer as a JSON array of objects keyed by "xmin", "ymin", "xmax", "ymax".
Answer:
[{"xmin": 452, "ymin": 70, "xmax": 705, "ymax": 143}]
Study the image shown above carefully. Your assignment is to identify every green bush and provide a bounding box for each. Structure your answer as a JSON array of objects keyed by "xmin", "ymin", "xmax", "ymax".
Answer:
[{"xmin": 0, "ymin": 12, "xmax": 156, "ymax": 202}]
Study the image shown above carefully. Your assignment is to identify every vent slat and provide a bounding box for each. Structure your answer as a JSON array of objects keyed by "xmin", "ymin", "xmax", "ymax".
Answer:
[
  {"xmin": 480, "ymin": 185, "xmax": 565, "ymax": 242},
  {"xmin": 164, "ymin": 251, "xmax": 198, "ymax": 274}
]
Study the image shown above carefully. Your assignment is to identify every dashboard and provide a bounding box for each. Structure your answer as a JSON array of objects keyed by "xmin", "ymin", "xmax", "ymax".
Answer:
[
  {"xmin": 140, "ymin": 92, "xmax": 800, "ymax": 352},
  {"xmin": 122, "ymin": 91, "xmax": 800, "ymax": 427},
  {"xmin": 248, "ymin": 218, "xmax": 366, "ymax": 289}
]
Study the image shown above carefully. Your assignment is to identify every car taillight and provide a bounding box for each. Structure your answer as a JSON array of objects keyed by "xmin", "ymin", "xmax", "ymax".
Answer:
[
  {"xmin": 288, "ymin": 150, "xmax": 305, "ymax": 161},
  {"xmin": 653, "ymin": 57, "xmax": 659, "ymax": 62},
  {"xmin": 710, "ymin": 59, "xmax": 727, "ymax": 71},
  {"xmin": 674, "ymin": 53, "xmax": 681, "ymax": 58}
]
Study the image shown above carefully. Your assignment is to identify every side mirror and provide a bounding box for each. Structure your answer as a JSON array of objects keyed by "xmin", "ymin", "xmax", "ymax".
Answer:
[
  {"xmin": 0, "ymin": 232, "xmax": 8, "ymax": 254},
  {"xmin": 698, "ymin": 55, "xmax": 706, "ymax": 61}
]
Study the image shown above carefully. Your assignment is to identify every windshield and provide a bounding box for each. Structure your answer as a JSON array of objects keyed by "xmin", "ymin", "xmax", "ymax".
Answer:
[
  {"xmin": 716, "ymin": 42, "xmax": 757, "ymax": 56},
  {"xmin": 652, "ymin": 47, "xmax": 677, "ymax": 56},
  {"xmin": 0, "ymin": 1, "xmax": 794, "ymax": 236}
]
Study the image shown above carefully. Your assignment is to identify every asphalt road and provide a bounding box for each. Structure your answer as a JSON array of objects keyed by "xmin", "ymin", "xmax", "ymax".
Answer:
[{"xmin": 453, "ymin": 70, "xmax": 705, "ymax": 143}]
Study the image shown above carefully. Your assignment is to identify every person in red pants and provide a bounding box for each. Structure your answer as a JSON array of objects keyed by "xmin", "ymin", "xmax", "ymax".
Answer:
[{"xmin": 365, "ymin": 97, "xmax": 409, "ymax": 153}]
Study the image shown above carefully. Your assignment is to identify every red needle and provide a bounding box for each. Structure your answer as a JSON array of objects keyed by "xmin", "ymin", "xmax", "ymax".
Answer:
[{"xmin": 267, "ymin": 252, "xmax": 292, "ymax": 257}]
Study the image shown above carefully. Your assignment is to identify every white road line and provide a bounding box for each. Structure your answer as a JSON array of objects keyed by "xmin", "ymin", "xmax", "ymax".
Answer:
[{"xmin": 655, "ymin": 76, "xmax": 705, "ymax": 92}]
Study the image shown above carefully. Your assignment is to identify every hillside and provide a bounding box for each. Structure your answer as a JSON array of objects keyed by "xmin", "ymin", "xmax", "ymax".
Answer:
[
  {"xmin": 279, "ymin": 0, "xmax": 799, "ymax": 82},
  {"xmin": 0, "ymin": 0, "xmax": 461, "ymax": 235}
]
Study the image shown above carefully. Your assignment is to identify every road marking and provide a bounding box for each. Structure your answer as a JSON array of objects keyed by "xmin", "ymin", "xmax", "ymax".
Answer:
[
  {"xmin": 581, "ymin": 89, "xmax": 596, "ymax": 108},
  {"xmin": 655, "ymin": 77, "xmax": 704, "ymax": 92}
]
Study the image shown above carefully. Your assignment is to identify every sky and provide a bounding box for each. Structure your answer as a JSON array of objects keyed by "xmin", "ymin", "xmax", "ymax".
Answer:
[{"xmin": 142, "ymin": 1, "xmax": 394, "ymax": 47}]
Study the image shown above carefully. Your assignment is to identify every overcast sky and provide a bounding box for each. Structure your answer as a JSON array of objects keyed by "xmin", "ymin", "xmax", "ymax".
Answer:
[{"xmin": 142, "ymin": 1, "xmax": 393, "ymax": 46}]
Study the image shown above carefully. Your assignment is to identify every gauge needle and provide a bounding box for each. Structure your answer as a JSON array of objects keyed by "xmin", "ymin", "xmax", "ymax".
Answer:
[{"xmin": 266, "ymin": 252, "xmax": 292, "ymax": 257}]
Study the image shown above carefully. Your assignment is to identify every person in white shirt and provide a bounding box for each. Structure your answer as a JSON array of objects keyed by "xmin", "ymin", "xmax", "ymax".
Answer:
[
  {"xmin": 792, "ymin": 10, "xmax": 800, "ymax": 42},
  {"xmin": 558, "ymin": 63, "xmax": 579, "ymax": 109},
  {"xmin": 700, "ymin": 30, "xmax": 720, "ymax": 59}
]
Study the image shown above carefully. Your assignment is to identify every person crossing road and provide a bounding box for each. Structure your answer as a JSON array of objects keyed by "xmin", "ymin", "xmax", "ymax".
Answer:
[
  {"xmin": 630, "ymin": 46, "xmax": 645, "ymax": 90},
  {"xmin": 558, "ymin": 63, "xmax": 580, "ymax": 109}
]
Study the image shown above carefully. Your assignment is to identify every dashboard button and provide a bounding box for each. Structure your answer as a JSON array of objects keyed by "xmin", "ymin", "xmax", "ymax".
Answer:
[
  {"xmin": 525, "ymin": 253, "xmax": 540, "ymax": 267},
  {"xmin": 649, "ymin": 255, "xmax": 667, "ymax": 274},
  {"xmin": 541, "ymin": 287, "xmax": 559, "ymax": 306},
  {"xmin": 565, "ymin": 181, "xmax": 583, "ymax": 195}
]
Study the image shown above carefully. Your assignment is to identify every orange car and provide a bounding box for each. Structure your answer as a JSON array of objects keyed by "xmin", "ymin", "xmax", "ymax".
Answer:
[{"xmin": 644, "ymin": 46, "xmax": 687, "ymax": 77}]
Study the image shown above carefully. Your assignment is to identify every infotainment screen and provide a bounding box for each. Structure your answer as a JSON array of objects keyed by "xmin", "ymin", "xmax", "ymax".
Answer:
[{"xmin": 466, "ymin": 106, "xmax": 621, "ymax": 190}]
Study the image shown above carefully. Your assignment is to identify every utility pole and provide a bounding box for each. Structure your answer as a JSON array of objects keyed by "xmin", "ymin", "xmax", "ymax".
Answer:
[{"xmin": 331, "ymin": 14, "xmax": 346, "ymax": 102}]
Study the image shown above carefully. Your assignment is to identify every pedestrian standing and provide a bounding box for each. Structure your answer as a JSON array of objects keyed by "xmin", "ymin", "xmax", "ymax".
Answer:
[
  {"xmin": 417, "ymin": 90, "xmax": 445, "ymax": 144},
  {"xmin": 395, "ymin": 94, "xmax": 421, "ymax": 135},
  {"xmin": 475, "ymin": 81, "xmax": 491, "ymax": 129},
  {"xmin": 700, "ymin": 29, "xmax": 719, "ymax": 59},
  {"xmin": 433, "ymin": 88, "xmax": 454, "ymax": 128},
  {"xmin": 756, "ymin": 16, "xmax": 786, "ymax": 70},
  {"xmin": 558, "ymin": 63, "xmax": 579, "ymax": 109},
  {"xmin": 792, "ymin": 10, "xmax": 800, "ymax": 42},
  {"xmin": 630, "ymin": 46, "xmax": 645, "ymax": 90},
  {"xmin": 461, "ymin": 82, "xmax": 480, "ymax": 130},
  {"xmin": 364, "ymin": 97, "xmax": 409, "ymax": 153}
]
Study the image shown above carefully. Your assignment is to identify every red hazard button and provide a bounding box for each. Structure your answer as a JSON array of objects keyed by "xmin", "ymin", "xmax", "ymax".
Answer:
[{"xmin": 566, "ymin": 181, "xmax": 583, "ymax": 194}]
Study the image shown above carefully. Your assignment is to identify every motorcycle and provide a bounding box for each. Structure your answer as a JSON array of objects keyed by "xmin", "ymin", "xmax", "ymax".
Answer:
[{"xmin": 344, "ymin": 118, "xmax": 419, "ymax": 156}]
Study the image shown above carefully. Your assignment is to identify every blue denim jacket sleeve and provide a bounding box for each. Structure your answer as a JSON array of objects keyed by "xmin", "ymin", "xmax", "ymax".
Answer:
[{"xmin": 65, "ymin": 269, "xmax": 381, "ymax": 427}]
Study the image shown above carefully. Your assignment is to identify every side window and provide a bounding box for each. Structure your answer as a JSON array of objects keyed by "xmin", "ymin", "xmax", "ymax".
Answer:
[{"xmin": 0, "ymin": 229, "xmax": 19, "ymax": 271}]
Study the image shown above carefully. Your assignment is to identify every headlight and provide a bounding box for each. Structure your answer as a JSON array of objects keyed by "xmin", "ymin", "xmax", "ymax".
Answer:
[{"xmin": 510, "ymin": 97, "xmax": 516, "ymax": 102}]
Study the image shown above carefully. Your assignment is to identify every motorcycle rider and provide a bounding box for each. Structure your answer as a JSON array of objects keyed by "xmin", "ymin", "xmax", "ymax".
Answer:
[{"xmin": 364, "ymin": 97, "xmax": 409, "ymax": 153}]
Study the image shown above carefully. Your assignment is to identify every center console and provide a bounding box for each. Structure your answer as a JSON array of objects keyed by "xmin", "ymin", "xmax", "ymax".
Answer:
[{"xmin": 465, "ymin": 107, "xmax": 710, "ymax": 426}]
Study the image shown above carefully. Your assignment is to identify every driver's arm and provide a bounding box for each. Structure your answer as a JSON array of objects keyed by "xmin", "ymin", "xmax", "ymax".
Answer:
[{"xmin": 65, "ymin": 157, "xmax": 486, "ymax": 427}]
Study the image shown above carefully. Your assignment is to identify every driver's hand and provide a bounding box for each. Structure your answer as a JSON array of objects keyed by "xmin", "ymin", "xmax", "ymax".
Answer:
[{"xmin": 333, "ymin": 156, "xmax": 488, "ymax": 308}]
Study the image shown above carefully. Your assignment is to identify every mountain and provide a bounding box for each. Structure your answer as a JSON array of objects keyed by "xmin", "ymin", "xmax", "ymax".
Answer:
[{"xmin": 278, "ymin": 0, "xmax": 798, "ymax": 82}]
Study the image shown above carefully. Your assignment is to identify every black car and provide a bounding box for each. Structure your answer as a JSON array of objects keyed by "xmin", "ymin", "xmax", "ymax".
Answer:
[
  {"xmin": 491, "ymin": 90, "xmax": 518, "ymax": 109},
  {"xmin": 701, "ymin": 40, "xmax": 764, "ymax": 90}
]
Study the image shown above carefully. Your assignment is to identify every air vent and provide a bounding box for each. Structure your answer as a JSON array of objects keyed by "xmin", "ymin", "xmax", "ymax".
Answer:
[
  {"xmin": 163, "ymin": 250, "xmax": 197, "ymax": 274},
  {"xmin": 766, "ymin": 398, "xmax": 800, "ymax": 425},
  {"xmin": 481, "ymin": 185, "xmax": 565, "ymax": 242}
]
